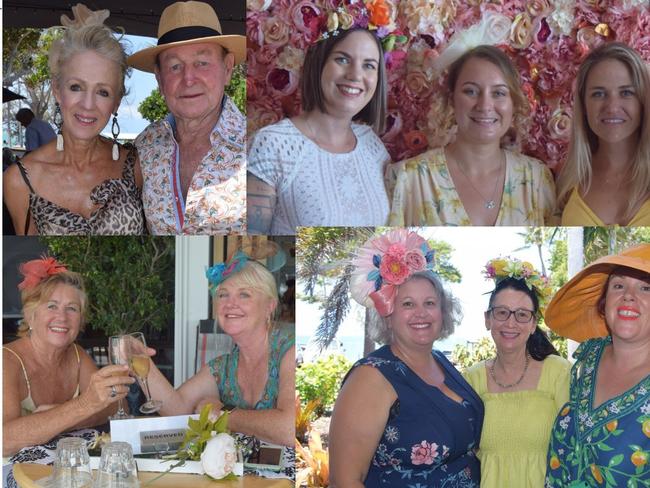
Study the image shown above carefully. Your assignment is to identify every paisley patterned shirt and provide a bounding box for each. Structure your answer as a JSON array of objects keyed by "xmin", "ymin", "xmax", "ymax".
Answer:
[{"xmin": 135, "ymin": 96, "xmax": 246, "ymax": 235}]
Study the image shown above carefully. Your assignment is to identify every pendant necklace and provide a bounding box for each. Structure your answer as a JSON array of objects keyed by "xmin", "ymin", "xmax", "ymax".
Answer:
[
  {"xmin": 454, "ymin": 152, "xmax": 504, "ymax": 209},
  {"xmin": 489, "ymin": 353, "xmax": 530, "ymax": 388}
]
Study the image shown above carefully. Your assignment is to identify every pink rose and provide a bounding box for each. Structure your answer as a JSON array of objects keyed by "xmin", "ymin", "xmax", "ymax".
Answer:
[
  {"xmin": 255, "ymin": 44, "xmax": 278, "ymax": 65},
  {"xmin": 379, "ymin": 255, "xmax": 410, "ymax": 285},
  {"xmin": 405, "ymin": 250, "xmax": 426, "ymax": 272},
  {"xmin": 547, "ymin": 109, "xmax": 572, "ymax": 142},
  {"xmin": 405, "ymin": 70, "xmax": 433, "ymax": 98},
  {"xmin": 290, "ymin": 1, "xmax": 322, "ymax": 38},
  {"xmin": 386, "ymin": 243, "xmax": 406, "ymax": 260},
  {"xmin": 266, "ymin": 68, "xmax": 298, "ymax": 96},
  {"xmin": 411, "ymin": 441, "xmax": 438, "ymax": 466},
  {"xmin": 261, "ymin": 16, "xmax": 290, "ymax": 47},
  {"xmin": 247, "ymin": 0, "xmax": 272, "ymax": 12},
  {"xmin": 527, "ymin": 0, "xmax": 551, "ymax": 16},
  {"xmin": 510, "ymin": 13, "xmax": 533, "ymax": 50}
]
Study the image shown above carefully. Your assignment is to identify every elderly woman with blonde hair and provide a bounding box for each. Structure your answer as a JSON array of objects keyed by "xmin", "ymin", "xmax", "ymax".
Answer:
[
  {"xmin": 556, "ymin": 42, "xmax": 650, "ymax": 225},
  {"xmin": 133, "ymin": 250, "xmax": 295, "ymax": 447},
  {"xmin": 3, "ymin": 257, "xmax": 135, "ymax": 456}
]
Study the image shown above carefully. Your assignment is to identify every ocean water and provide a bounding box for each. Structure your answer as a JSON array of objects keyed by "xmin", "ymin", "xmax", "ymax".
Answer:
[{"xmin": 297, "ymin": 335, "xmax": 366, "ymax": 364}]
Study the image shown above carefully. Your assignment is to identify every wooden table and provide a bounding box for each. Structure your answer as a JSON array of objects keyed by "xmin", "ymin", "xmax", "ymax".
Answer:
[{"xmin": 13, "ymin": 463, "xmax": 293, "ymax": 488}]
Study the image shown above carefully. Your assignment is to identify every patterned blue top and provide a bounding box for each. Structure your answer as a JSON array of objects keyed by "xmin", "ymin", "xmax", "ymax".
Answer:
[
  {"xmin": 546, "ymin": 337, "xmax": 650, "ymax": 488},
  {"xmin": 346, "ymin": 345, "xmax": 484, "ymax": 487},
  {"xmin": 208, "ymin": 326, "xmax": 294, "ymax": 409}
]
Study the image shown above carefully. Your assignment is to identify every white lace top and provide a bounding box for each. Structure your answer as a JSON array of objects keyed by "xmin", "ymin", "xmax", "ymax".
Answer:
[{"xmin": 247, "ymin": 119, "xmax": 391, "ymax": 235}]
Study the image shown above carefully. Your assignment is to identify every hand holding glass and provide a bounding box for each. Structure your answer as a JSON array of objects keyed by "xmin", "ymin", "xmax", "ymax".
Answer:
[
  {"xmin": 107, "ymin": 335, "xmax": 133, "ymax": 420},
  {"xmin": 128, "ymin": 332, "xmax": 162, "ymax": 414}
]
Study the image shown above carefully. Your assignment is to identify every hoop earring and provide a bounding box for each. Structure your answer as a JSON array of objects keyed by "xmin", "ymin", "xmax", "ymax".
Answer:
[
  {"xmin": 54, "ymin": 103, "xmax": 64, "ymax": 151},
  {"xmin": 111, "ymin": 113, "xmax": 120, "ymax": 161}
]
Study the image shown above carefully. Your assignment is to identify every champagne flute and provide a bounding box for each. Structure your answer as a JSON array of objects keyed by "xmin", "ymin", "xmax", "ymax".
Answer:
[
  {"xmin": 128, "ymin": 332, "xmax": 162, "ymax": 414},
  {"xmin": 107, "ymin": 335, "xmax": 133, "ymax": 420}
]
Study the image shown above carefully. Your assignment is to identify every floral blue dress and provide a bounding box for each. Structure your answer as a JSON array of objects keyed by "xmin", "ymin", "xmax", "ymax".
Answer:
[
  {"xmin": 346, "ymin": 345, "xmax": 484, "ymax": 487},
  {"xmin": 208, "ymin": 326, "xmax": 293, "ymax": 409},
  {"xmin": 546, "ymin": 337, "xmax": 650, "ymax": 487}
]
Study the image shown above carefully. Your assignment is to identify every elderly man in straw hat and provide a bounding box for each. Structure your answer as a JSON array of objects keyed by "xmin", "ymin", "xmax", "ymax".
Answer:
[{"xmin": 128, "ymin": 1, "xmax": 246, "ymax": 235}]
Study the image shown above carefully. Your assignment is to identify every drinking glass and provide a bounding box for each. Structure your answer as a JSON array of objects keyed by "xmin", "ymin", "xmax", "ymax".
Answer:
[
  {"xmin": 128, "ymin": 332, "xmax": 162, "ymax": 414},
  {"xmin": 92, "ymin": 441, "xmax": 139, "ymax": 488},
  {"xmin": 108, "ymin": 335, "xmax": 133, "ymax": 420},
  {"xmin": 38, "ymin": 437, "xmax": 92, "ymax": 487}
]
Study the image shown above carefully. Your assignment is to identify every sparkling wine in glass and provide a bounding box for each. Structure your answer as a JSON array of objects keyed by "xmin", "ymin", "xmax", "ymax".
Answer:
[
  {"xmin": 128, "ymin": 332, "xmax": 162, "ymax": 414},
  {"xmin": 108, "ymin": 335, "xmax": 133, "ymax": 420}
]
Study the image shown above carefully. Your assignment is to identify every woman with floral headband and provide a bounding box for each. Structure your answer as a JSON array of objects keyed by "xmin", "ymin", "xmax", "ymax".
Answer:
[
  {"xmin": 131, "ymin": 247, "xmax": 295, "ymax": 447},
  {"xmin": 388, "ymin": 44, "xmax": 555, "ymax": 226},
  {"xmin": 329, "ymin": 229, "xmax": 483, "ymax": 487},
  {"xmin": 247, "ymin": 1, "xmax": 396, "ymax": 235},
  {"xmin": 545, "ymin": 244, "xmax": 650, "ymax": 487},
  {"xmin": 556, "ymin": 42, "xmax": 650, "ymax": 225},
  {"xmin": 463, "ymin": 258, "xmax": 570, "ymax": 488},
  {"xmin": 3, "ymin": 4, "xmax": 145, "ymax": 235},
  {"xmin": 3, "ymin": 258, "xmax": 135, "ymax": 456}
]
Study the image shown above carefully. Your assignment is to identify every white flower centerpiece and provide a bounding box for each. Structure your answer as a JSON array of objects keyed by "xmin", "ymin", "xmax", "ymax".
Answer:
[{"xmin": 145, "ymin": 404, "xmax": 243, "ymax": 484}]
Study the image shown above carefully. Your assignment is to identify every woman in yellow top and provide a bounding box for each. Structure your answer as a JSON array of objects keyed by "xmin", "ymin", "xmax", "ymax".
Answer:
[
  {"xmin": 388, "ymin": 45, "xmax": 555, "ymax": 226},
  {"xmin": 463, "ymin": 258, "xmax": 570, "ymax": 488},
  {"xmin": 556, "ymin": 42, "xmax": 650, "ymax": 225}
]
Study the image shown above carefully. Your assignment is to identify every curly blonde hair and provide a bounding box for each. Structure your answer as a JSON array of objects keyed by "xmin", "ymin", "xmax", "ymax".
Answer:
[
  {"xmin": 556, "ymin": 42, "xmax": 650, "ymax": 222},
  {"xmin": 19, "ymin": 271, "xmax": 87, "ymax": 337}
]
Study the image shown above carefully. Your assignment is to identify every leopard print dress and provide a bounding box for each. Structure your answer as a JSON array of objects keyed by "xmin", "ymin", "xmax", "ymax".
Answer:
[{"xmin": 16, "ymin": 143, "xmax": 146, "ymax": 235}]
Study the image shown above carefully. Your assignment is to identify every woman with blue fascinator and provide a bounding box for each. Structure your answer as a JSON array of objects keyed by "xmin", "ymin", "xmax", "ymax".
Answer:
[{"xmin": 131, "ymin": 242, "xmax": 295, "ymax": 447}]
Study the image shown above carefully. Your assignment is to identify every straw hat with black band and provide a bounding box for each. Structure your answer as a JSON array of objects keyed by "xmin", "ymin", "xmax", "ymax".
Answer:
[
  {"xmin": 545, "ymin": 244, "xmax": 650, "ymax": 343},
  {"xmin": 128, "ymin": 1, "xmax": 245, "ymax": 73}
]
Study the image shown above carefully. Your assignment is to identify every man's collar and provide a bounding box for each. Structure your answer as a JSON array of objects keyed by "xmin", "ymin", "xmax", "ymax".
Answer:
[{"xmin": 165, "ymin": 95, "xmax": 230, "ymax": 137}]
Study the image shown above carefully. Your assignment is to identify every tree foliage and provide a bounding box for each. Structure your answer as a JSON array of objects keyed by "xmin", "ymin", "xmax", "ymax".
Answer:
[
  {"xmin": 137, "ymin": 64, "xmax": 247, "ymax": 123},
  {"xmin": 296, "ymin": 354, "xmax": 351, "ymax": 416},
  {"xmin": 41, "ymin": 237, "xmax": 175, "ymax": 336}
]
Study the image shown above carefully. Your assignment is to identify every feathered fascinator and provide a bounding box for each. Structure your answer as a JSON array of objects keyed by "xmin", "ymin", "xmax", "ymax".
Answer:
[
  {"xmin": 205, "ymin": 239, "xmax": 286, "ymax": 295},
  {"xmin": 350, "ymin": 228, "xmax": 435, "ymax": 317},
  {"xmin": 483, "ymin": 257, "xmax": 553, "ymax": 316},
  {"xmin": 18, "ymin": 257, "xmax": 68, "ymax": 291}
]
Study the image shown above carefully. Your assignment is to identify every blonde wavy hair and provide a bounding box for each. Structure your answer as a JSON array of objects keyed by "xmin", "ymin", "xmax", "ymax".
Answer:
[
  {"xmin": 444, "ymin": 45, "xmax": 530, "ymax": 151},
  {"xmin": 556, "ymin": 42, "xmax": 650, "ymax": 222},
  {"xmin": 19, "ymin": 271, "xmax": 87, "ymax": 337}
]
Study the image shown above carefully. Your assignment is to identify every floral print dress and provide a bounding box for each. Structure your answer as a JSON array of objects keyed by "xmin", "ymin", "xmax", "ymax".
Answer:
[
  {"xmin": 346, "ymin": 345, "xmax": 484, "ymax": 487},
  {"xmin": 546, "ymin": 337, "xmax": 650, "ymax": 487}
]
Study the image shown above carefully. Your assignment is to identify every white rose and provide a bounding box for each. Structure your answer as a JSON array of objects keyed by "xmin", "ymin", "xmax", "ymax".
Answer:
[{"xmin": 201, "ymin": 433, "xmax": 237, "ymax": 479}]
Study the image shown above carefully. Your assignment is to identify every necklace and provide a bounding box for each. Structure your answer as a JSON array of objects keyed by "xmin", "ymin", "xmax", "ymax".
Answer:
[
  {"xmin": 489, "ymin": 353, "xmax": 530, "ymax": 388},
  {"xmin": 453, "ymin": 152, "xmax": 504, "ymax": 209}
]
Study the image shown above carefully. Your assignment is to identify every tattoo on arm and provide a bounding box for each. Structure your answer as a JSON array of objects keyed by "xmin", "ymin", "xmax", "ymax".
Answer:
[{"xmin": 247, "ymin": 172, "xmax": 276, "ymax": 234}]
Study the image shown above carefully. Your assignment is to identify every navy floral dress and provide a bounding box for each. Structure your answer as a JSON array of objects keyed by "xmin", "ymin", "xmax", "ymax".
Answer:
[
  {"xmin": 546, "ymin": 337, "xmax": 650, "ymax": 487},
  {"xmin": 345, "ymin": 345, "xmax": 484, "ymax": 487}
]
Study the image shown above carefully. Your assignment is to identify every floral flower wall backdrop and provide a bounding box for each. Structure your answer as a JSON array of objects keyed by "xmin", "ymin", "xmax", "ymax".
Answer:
[{"xmin": 246, "ymin": 0, "xmax": 649, "ymax": 171}]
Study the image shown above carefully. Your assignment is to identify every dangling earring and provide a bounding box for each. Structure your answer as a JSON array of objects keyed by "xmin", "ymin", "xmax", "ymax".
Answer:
[
  {"xmin": 111, "ymin": 112, "xmax": 120, "ymax": 161},
  {"xmin": 54, "ymin": 103, "xmax": 64, "ymax": 151}
]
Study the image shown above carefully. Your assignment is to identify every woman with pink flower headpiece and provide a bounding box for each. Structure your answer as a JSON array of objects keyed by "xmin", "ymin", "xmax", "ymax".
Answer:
[
  {"xmin": 247, "ymin": 0, "xmax": 398, "ymax": 235},
  {"xmin": 556, "ymin": 42, "xmax": 650, "ymax": 225},
  {"xmin": 3, "ymin": 257, "xmax": 135, "ymax": 456},
  {"xmin": 463, "ymin": 257, "xmax": 570, "ymax": 488},
  {"xmin": 329, "ymin": 229, "xmax": 484, "ymax": 487}
]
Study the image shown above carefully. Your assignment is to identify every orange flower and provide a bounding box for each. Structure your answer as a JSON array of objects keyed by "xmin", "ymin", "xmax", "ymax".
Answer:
[
  {"xmin": 366, "ymin": 0, "xmax": 391, "ymax": 27},
  {"xmin": 643, "ymin": 419, "xmax": 650, "ymax": 438},
  {"xmin": 404, "ymin": 130, "xmax": 428, "ymax": 152},
  {"xmin": 631, "ymin": 451, "xmax": 648, "ymax": 467},
  {"xmin": 606, "ymin": 420, "xmax": 617, "ymax": 432},
  {"xmin": 590, "ymin": 464, "xmax": 603, "ymax": 484},
  {"xmin": 549, "ymin": 456, "xmax": 560, "ymax": 470}
]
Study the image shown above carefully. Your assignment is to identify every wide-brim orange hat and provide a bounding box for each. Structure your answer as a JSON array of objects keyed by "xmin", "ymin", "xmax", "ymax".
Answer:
[
  {"xmin": 545, "ymin": 244, "xmax": 650, "ymax": 342},
  {"xmin": 128, "ymin": 1, "xmax": 245, "ymax": 73}
]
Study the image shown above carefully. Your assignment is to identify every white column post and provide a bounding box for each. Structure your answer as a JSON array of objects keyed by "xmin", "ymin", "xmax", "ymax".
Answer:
[{"xmin": 174, "ymin": 236, "xmax": 210, "ymax": 387}]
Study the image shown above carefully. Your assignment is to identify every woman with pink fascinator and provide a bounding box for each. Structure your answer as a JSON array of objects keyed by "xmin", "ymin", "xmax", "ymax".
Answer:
[
  {"xmin": 329, "ymin": 229, "xmax": 483, "ymax": 487},
  {"xmin": 3, "ymin": 257, "xmax": 135, "ymax": 456}
]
